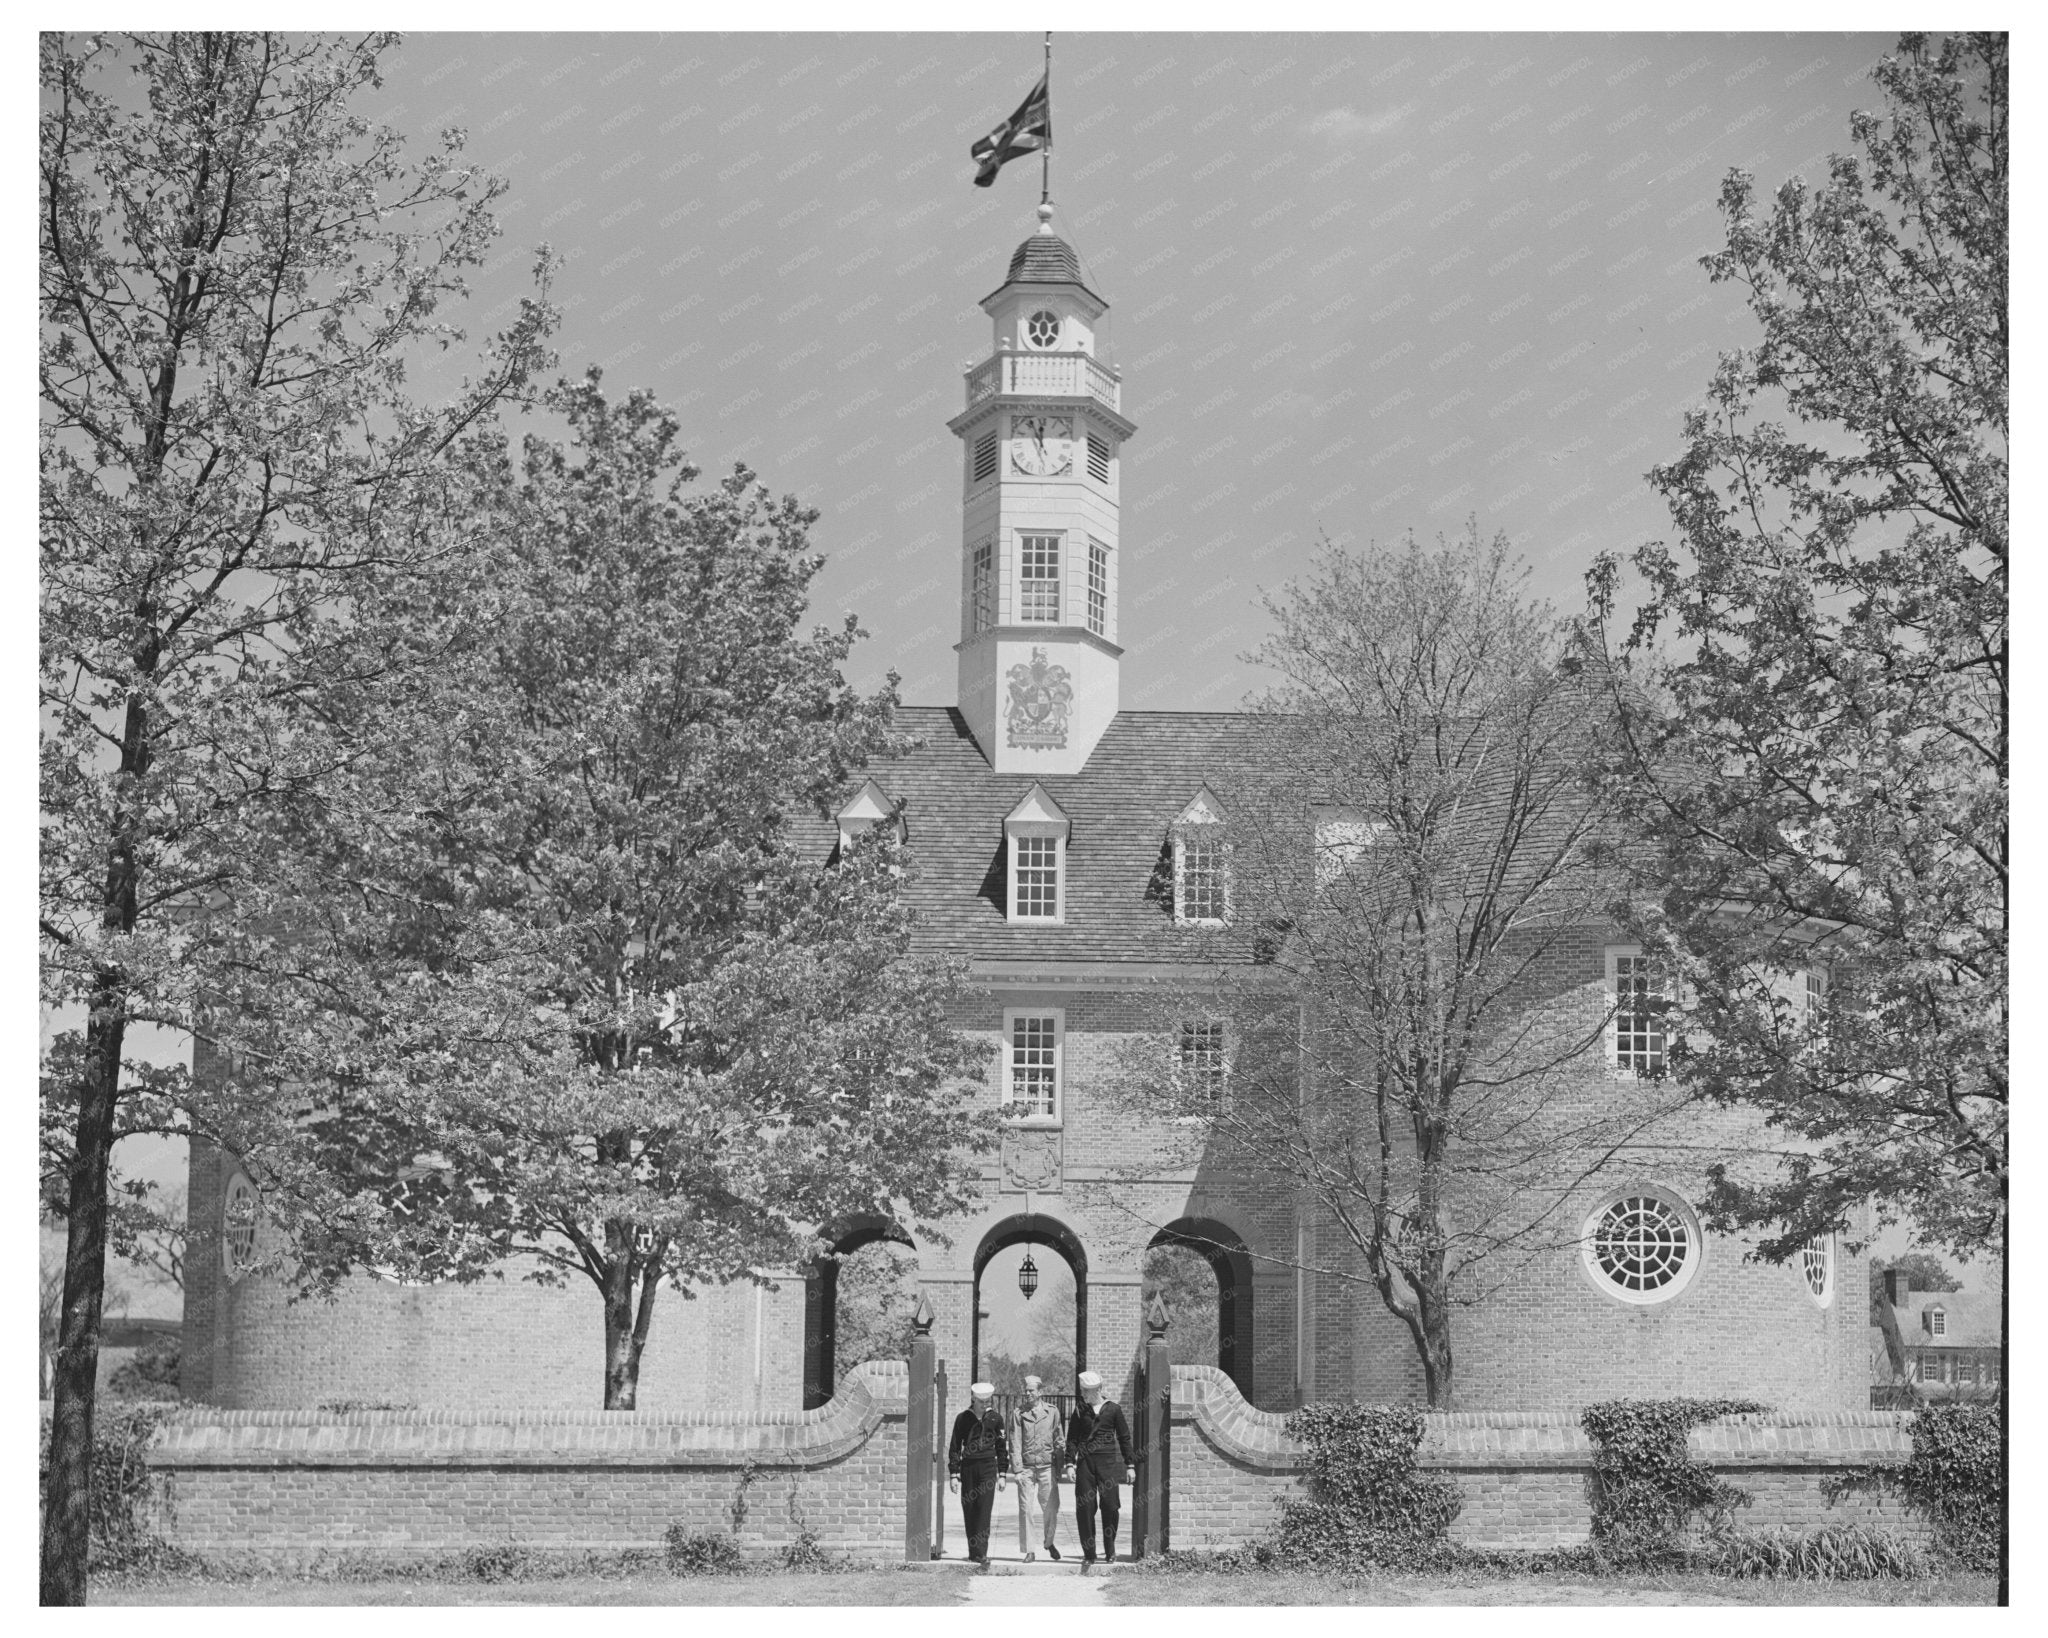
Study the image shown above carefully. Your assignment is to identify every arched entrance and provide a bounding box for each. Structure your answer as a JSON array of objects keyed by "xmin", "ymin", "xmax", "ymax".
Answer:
[
  {"xmin": 1147, "ymin": 1217, "xmax": 1255, "ymax": 1400},
  {"xmin": 803, "ymin": 1214, "xmax": 915, "ymax": 1410},
  {"xmin": 972, "ymin": 1214, "xmax": 1088, "ymax": 1387}
]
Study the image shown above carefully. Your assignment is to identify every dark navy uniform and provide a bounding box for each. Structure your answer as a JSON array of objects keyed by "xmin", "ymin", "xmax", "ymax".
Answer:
[
  {"xmin": 948, "ymin": 1402, "xmax": 1010, "ymax": 1563},
  {"xmin": 1063, "ymin": 1396, "xmax": 1134, "ymax": 1562}
]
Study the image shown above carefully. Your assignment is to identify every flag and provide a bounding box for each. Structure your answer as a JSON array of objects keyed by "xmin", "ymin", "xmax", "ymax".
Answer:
[{"xmin": 970, "ymin": 73, "xmax": 1050, "ymax": 188}]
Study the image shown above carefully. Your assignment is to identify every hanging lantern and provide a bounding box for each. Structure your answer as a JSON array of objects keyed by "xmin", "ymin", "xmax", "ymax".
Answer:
[{"xmin": 1018, "ymin": 1247, "xmax": 1040, "ymax": 1301}]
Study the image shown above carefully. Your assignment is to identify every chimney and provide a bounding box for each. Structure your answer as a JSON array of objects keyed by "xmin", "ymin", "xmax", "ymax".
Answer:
[{"xmin": 1883, "ymin": 1268, "xmax": 1905, "ymax": 1307}]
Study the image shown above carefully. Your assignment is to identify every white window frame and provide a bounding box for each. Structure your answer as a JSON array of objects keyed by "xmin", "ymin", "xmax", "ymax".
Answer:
[
  {"xmin": 1929, "ymin": 1306, "xmax": 1947, "ymax": 1337},
  {"xmin": 1025, "ymin": 308, "xmax": 1062, "ymax": 349},
  {"xmin": 1314, "ymin": 808, "xmax": 1385, "ymax": 886},
  {"xmin": 1607, "ymin": 946, "xmax": 1668, "ymax": 1078},
  {"xmin": 1002, "ymin": 1006, "xmax": 1064, "ymax": 1123},
  {"xmin": 1579, "ymin": 1184, "xmax": 1702, "ymax": 1306},
  {"xmin": 1018, "ymin": 532, "xmax": 1062, "ymax": 623},
  {"xmin": 221, "ymin": 1172, "xmax": 261, "ymax": 1282},
  {"xmin": 1800, "ymin": 1233, "xmax": 1834, "ymax": 1308},
  {"xmin": 1010, "ymin": 831, "xmax": 1065, "ymax": 923},
  {"xmin": 1086, "ymin": 537, "xmax": 1110, "ymax": 637},
  {"xmin": 1174, "ymin": 827, "xmax": 1231, "ymax": 926},
  {"xmin": 1175, "ymin": 1017, "xmax": 1230, "ymax": 1113},
  {"xmin": 970, "ymin": 538, "xmax": 995, "ymax": 634},
  {"xmin": 835, "ymin": 778, "xmax": 899, "ymax": 851}
]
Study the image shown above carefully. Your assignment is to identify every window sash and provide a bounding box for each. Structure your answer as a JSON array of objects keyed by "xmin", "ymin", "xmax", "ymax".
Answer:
[
  {"xmin": 971, "ymin": 541, "xmax": 994, "ymax": 632},
  {"xmin": 1087, "ymin": 539, "xmax": 1109, "ymax": 636},
  {"xmin": 1177, "ymin": 832, "xmax": 1228, "ymax": 922},
  {"xmin": 1611, "ymin": 953, "xmax": 1666, "ymax": 1075},
  {"xmin": 1177, "ymin": 1019, "xmax": 1228, "ymax": 1105},
  {"xmin": 1008, "ymin": 1013, "xmax": 1060, "ymax": 1117},
  {"xmin": 1013, "ymin": 834, "xmax": 1060, "ymax": 919},
  {"xmin": 1020, "ymin": 534, "xmax": 1061, "ymax": 622}
]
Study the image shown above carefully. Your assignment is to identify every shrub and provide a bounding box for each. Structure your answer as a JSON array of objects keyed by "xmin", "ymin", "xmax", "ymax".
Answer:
[
  {"xmin": 1713, "ymin": 1524, "xmax": 1926, "ymax": 1581},
  {"xmin": 1579, "ymin": 1398, "xmax": 1765, "ymax": 1567},
  {"xmin": 664, "ymin": 1525, "xmax": 744, "ymax": 1577},
  {"xmin": 1828, "ymin": 1400, "xmax": 2002, "ymax": 1573},
  {"xmin": 39, "ymin": 1400, "xmax": 184, "ymax": 1572},
  {"xmin": 107, "ymin": 1335, "xmax": 182, "ymax": 1402},
  {"xmin": 1267, "ymin": 1403, "xmax": 1463, "ymax": 1570},
  {"xmin": 460, "ymin": 1542, "xmax": 547, "ymax": 1582}
]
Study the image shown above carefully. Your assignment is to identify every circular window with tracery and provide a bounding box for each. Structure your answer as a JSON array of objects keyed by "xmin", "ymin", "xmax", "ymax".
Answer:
[
  {"xmin": 1583, "ymin": 1189, "xmax": 1699, "ymax": 1304},
  {"xmin": 221, "ymin": 1174, "xmax": 260, "ymax": 1282},
  {"xmin": 1025, "ymin": 309, "xmax": 1061, "ymax": 348},
  {"xmin": 1801, "ymin": 1234, "xmax": 1834, "ymax": 1307}
]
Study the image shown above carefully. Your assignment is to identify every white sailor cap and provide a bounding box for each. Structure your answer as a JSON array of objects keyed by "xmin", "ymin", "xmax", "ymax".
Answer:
[
  {"xmin": 1076, "ymin": 1370, "xmax": 1103, "ymax": 1390},
  {"xmin": 970, "ymin": 1381, "xmax": 995, "ymax": 1399}
]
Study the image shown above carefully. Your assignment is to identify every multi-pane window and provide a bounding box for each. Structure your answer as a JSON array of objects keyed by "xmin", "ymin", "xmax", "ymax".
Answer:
[
  {"xmin": 1020, "ymin": 535, "xmax": 1061, "ymax": 621},
  {"xmin": 1611, "ymin": 953, "xmax": 1666, "ymax": 1076},
  {"xmin": 1087, "ymin": 539, "xmax": 1109, "ymax": 636},
  {"xmin": 1588, "ymin": 1193, "xmax": 1692, "ymax": 1297},
  {"xmin": 1929, "ymin": 1307, "xmax": 1947, "ymax": 1337},
  {"xmin": 974, "ymin": 429, "xmax": 999, "ymax": 482},
  {"xmin": 1801, "ymin": 1235, "xmax": 1832, "ymax": 1305},
  {"xmin": 1177, "ymin": 832, "xmax": 1228, "ymax": 923},
  {"xmin": 1178, "ymin": 1019, "xmax": 1228, "ymax": 1107},
  {"xmin": 1009, "ymin": 1013, "xmax": 1060, "ymax": 1117},
  {"xmin": 1804, "ymin": 966, "xmax": 1828, "ymax": 1032},
  {"xmin": 1087, "ymin": 433, "xmax": 1111, "ymax": 483},
  {"xmin": 1013, "ymin": 835, "xmax": 1060, "ymax": 919},
  {"xmin": 1026, "ymin": 309, "xmax": 1061, "ymax": 348},
  {"xmin": 971, "ymin": 540, "xmax": 994, "ymax": 633}
]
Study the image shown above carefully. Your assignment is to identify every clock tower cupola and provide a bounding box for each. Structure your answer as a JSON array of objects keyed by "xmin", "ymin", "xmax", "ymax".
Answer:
[{"xmin": 948, "ymin": 203, "xmax": 1137, "ymax": 773}]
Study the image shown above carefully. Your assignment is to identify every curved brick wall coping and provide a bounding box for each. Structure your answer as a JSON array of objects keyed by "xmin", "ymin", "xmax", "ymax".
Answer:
[
  {"xmin": 1169, "ymin": 1366, "xmax": 1918, "ymax": 1472},
  {"xmin": 152, "ymin": 1360, "xmax": 907, "ymax": 1470}
]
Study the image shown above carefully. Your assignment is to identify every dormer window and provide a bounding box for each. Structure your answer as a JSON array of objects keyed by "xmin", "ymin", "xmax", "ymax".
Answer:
[
  {"xmin": 1928, "ymin": 1306, "xmax": 1947, "ymax": 1337},
  {"xmin": 1025, "ymin": 309, "xmax": 1061, "ymax": 348},
  {"xmin": 1005, "ymin": 784, "xmax": 1069, "ymax": 924},
  {"xmin": 1173, "ymin": 788, "xmax": 1230, "ymax": 926},
  {"xmin": 836, "ymin": 778, "xmax": 899, "ymax": 851}
]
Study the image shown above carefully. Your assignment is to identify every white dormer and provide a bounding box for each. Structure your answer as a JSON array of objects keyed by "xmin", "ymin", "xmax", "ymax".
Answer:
[
  {"xmin": 1314, "ymin": 807, "xmax": 1386, "ymax": 886},
  {"xmin": 1005, "ymin": 783, "xmax": 1069, "ymax": 924},
  {"xmin": 836, "ymin": 778, "xmax": 899, "ymax": 850},
  {"xmin": 1173, "ymin": 787, "xmax": 1230, "ymax": 926}
]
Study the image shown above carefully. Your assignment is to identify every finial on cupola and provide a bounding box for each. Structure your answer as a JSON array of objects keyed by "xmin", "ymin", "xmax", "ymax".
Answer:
[{"xmin": 1037, "ymin": 200, "xmax": 1056, "ymax": 233}]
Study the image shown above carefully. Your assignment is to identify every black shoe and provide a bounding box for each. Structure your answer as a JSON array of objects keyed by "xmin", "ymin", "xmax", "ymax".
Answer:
[
  {"xmin": 1080, "ymin": 1560, "xmax": 1094, "ymax": 1574},
  {"xmin": 974, "ymin": 1555, "xmax": 990, "ymax": 1569},
  {"xmin": 1045, "ymin": 1544, "xmax": 1062, "ymax": 1561},
  {"xmin": 1104, "ymin": 1547, "xmax": 1117, "ymax": 1563}
]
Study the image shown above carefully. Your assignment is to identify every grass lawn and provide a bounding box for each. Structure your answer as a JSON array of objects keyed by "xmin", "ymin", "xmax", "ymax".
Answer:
[
  {"xmin": 1104, "ymin": 1570, "xmax": 2000, "ymax": 1606},
  {"xmin": 91, "ymin": 1568, "xmax": 976, "ymax": 1606}
]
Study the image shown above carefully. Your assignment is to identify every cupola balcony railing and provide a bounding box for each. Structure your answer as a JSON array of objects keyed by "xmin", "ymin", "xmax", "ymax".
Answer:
[{"xmin": 965, "ymin": 350, "xmax": 1121, "ymax": 412}]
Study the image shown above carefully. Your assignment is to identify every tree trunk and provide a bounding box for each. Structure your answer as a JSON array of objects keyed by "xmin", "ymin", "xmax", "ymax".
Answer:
[
  {"xmin": 601, "ymin": 1274, "xmax": 646, "ymax": 1410},
  {"xmin": 41, "ymin": 998, "xmax": 125, "ymax": 1605},
  {"xmin": 1415, "ymin": 1275, "xmax": 1456, "ymax": 1411}
]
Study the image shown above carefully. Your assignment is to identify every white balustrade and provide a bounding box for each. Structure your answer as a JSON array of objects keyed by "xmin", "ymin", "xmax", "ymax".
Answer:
[{"xmin": 963, "ymin": 351, "xmax": 1120, "ymax": 412}]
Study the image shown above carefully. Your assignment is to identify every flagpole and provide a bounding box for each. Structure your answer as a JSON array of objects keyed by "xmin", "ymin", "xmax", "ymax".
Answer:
[{"xmin": 1041, "ymin": 31, "xmax": 1052, "ymax": 209}]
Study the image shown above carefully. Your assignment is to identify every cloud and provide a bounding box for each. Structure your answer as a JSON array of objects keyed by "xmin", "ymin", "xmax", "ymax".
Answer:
[{"xmin": 1306, "ymin": 103, "xmax": 1414, "ymax": 144}]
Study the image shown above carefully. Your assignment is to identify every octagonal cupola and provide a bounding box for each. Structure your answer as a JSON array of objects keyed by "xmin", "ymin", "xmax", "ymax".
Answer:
[{"xmin": 948, "ymin": 203, "xmax": 1137, "ymax": 775}]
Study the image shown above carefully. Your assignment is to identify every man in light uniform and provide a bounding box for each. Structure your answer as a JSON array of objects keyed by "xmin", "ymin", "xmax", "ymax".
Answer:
[{"xmin": 1011, "ymin": 1374, "xmax": 1065, "ymax": 1562}]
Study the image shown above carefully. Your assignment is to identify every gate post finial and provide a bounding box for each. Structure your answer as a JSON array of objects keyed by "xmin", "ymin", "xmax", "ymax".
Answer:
[{"xmin": 1146, "ymin": 1293, "xmax": 1171, "ymax": 1340}]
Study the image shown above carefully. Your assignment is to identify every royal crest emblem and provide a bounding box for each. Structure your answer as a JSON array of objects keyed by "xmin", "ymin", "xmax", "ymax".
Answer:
[{"xmin": 1005, "ymin": 646, "xmax": 1073, "ymax": 748}]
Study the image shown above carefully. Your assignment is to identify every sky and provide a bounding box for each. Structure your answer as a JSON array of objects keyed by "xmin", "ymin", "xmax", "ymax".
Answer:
[{"xmin": 364, "ymin": 28, "xmax": 1901, "ymax": 708}]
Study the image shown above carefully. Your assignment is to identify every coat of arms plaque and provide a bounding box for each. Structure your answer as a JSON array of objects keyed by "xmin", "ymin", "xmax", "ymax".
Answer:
[{"xmin": 1005, "ymin": 647, "xmax": 1073, "ymax": 748}]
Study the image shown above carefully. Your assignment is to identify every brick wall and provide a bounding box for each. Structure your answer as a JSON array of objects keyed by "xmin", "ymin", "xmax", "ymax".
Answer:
[
  {"xmin": 147, "ymin": 1361, "xmax": 911, "ymax": 1564},
  {"xmin": 1166, "ymin": 1366, "xmax": 1933, "ymax": 1552}
]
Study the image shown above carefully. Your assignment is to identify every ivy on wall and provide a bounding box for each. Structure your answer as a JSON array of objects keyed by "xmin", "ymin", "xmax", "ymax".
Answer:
[
  {"xmin": 1825, "ymin": 1401, "xmax": 2001, "ymax": 1572},
  {"xmin": 1266, "ymin": 1403, "xmax": 1463, "ymax": 1570},
  {"xmin": 1579, "ymin": 1398, "xmax": 1766, "ymax": 1565}
]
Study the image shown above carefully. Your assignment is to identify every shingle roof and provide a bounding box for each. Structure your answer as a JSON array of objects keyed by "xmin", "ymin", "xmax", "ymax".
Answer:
[
  {"xmin": 999, "ymin": 233, "xmax": 1105, "ymax": 304},
  {"xmin": 797, "ymin": 707, "xmax": 1267, "ymax": 964},
  {"xmin": 1896, "ymin": 1291, "xmax": 2002, "ymax": 1349}
]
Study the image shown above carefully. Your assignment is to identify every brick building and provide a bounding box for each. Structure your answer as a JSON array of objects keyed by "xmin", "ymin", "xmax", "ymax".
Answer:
[{"xmin": 182, "ymin": 211, "xmax": 1869, "ymax": 1418}]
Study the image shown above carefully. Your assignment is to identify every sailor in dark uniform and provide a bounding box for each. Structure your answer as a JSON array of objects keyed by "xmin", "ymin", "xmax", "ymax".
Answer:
[
  {"xmin": 947, "ymin": 1380, "xmax": 1010, "ymax": 1566},
  {"xmin": 1063, "ymin": 1368, "xmax": 1136, "ymax": 1570}
]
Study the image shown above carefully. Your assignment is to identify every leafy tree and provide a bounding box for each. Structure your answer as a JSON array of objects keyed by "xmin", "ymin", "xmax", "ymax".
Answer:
[
  {"xmin": 287, "ymin": 376, "xmax": 991, "ymax": 1408},
  {"xmin": 1875, "ymin": 1252, "xmax": 1963, "ymax": 1298},
  {"xmin": 832, "ymin": 1240, "xmax": 922, "ymax": 1380},
  {"xmin": 1141, "ymin": 1244, "xmax": 1221, "ymax": 1374},
  {"xmin": 38, "ymin": 31, "xmax": 552, "ymax": 1604},
  {"xmin": 1584, "ymin": 33, "xmax": 2006, "ymax": 1266},
  {"xmin": 1108, "ymin": 526, "xmax": 1697, "ymax": 1408}
]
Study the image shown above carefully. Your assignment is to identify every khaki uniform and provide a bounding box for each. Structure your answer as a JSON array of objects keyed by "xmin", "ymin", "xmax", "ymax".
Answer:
[{"xmin": 1012, "ymin": 1400, "xmax": 1065, "ymax": 1556}]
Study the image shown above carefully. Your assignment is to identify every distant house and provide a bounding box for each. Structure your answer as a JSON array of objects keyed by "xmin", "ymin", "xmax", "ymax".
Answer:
[{"xmin": 1870, "ymin": 1269, "xmax": 2001, "ymax": 1400}]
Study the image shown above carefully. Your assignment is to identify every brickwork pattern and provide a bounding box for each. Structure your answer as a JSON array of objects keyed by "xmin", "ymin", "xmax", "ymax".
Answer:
[
  {"xmin": 149, "ymin": 1362, "xmax": 911, "ymax": 1563},
  {"xmin": 1166, "ymin": 1367, "xmax": 1934, "ymax": 1551}
]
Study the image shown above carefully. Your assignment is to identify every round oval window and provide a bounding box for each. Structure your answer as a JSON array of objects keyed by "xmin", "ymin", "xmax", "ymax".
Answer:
[
  {"xmin": 222, "ymin": 1174, "xmax": 260, "ymax": 1282},
  {"xmin": 1582, "ymin": 1188, "xmax": 1699, "ymax": 1304},
  {"xmin": 1801, "ymin": 1234, "xmax": 1833, "ymax": 1307},
  {"xmin": 1025, "ymin": 309, "xmax": 1061, "ymax": 348}
]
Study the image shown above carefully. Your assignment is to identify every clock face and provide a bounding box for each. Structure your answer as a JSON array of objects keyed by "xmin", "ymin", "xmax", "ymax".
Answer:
[{"xmin": 1011, "ymin": 414, "xmax": 1074, "ymax": 477}]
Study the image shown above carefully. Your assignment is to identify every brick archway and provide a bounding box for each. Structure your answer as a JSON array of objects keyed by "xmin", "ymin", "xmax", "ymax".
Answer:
[
  {"xmin": 802, "ymin": 1213, "xmax": 915, "ymax": 1411},
  {"xmin": 970, "ymin": 1213, "xmax": 1089, "ymax": 1387},
  {"xmin": 1149, "ymin": 1217, "xmax": 1256, "ymax": 1401}
]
